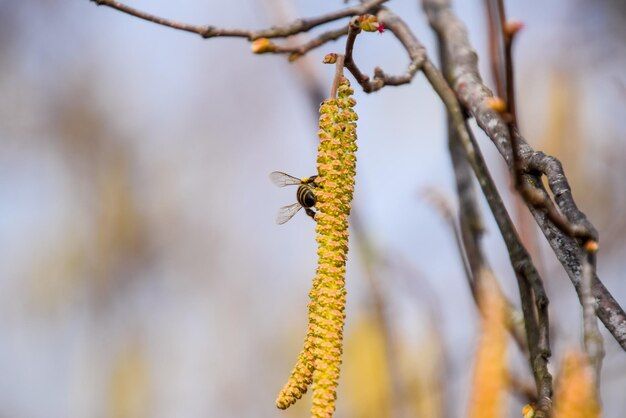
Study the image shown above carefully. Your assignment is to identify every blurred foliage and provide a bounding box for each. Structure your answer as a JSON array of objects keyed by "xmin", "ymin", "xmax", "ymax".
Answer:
[
  {"xmin": 108, "ymin": 341, "xmax": 151, "ymax": 418},
  {"xmin": 27, "ymin": 79, "xmax": 151, "ymax": 312},
  {"xmin": 553, "ymin": 351, "xmax": 600, "ymax": 418},
  {"xmin": 343, "ymin": 315, "xmax": 391, "ymax": 418},
  {"xmin": 401, "ymin": 326, "xmax": 447, "ymax": 418},
  {"xmin": 535, "ymin": 71, "xmax": 626, "ymax": 253},
  {"xmin": 467, "ymin": 271, "xmax": 509, "ymax": 418},
  {"xmin": 342, "ymin": 313, "xmax": 446, "ymax": 418}
]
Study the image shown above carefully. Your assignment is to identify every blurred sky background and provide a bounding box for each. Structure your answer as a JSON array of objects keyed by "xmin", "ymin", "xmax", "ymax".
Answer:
[{"xmin": 0, "ymin": 1, "xmax": 625, "ymax": 417}]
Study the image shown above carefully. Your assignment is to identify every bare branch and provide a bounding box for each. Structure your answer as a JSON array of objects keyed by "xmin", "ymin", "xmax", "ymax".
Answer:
[
  {"xmin": 484, "ymin": 0, "xmax": 545, "ymax": 281},
  {"xmin": 91, "ymin": 0, "xmax": 249, "ymax": 38},
  {"xmin": 424, "ymin": 0, "xmax": 596, "ymax": 246},
  {"xmin": 373, "ymin": 6, "xmax": 555, "ymax": 413},
  {"xmin": 484, "ymin": 0, "xmax": 505, "ymax": 100},
  {"xmin": 423, "ymin": 0, "xmax": 626, "ymax": 352},
  {"xmin": 91, "ymin": 0, "xmax": 388, "ymax": 40},
  {"xmin": 283, "ymin": 27, "xmax": 349, "ymax": 62},
  {"xmin": 375, "ymin": 9, "xmax": 426, "ymax": 86},
  {"xmin": 434, "ymin": 30, "xmax": 531, "ymax": 354},
  {"xmin": 343, "ymin": 18, "xmax": 371, "ymax": 89},
  {"xmin": 364, "ymin": 8, "xmax": 552, "ymax": 409},
  {"xmin": 342, "ymin": 10, "xmax": 425, "ymax": 93},
  {"xmin": 487, "ymin": 0, "xmax": 524, "ymax": 189},
  {"xmin": 422, "ymin": 188, "xmax": 528, "ymax": 353}
]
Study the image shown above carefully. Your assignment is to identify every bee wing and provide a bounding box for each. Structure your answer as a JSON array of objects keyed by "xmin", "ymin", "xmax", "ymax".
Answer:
[
  {"xmin": 270, "ymin": 171, "xmax": 302, "ymax": 187},
  {"xmin": 276, "ymin": 202, "xmax": 303, "ymax": 225}
]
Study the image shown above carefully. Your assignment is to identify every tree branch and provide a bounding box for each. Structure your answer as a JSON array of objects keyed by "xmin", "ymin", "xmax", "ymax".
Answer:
[
  {"xmin": 432, "ymin": 14, "xmax": 529, "ymax": 354},
  {"xmin": 283, "ymin": 27, "xmax": 349, "ymax": 62},
  {"xmin": 435, "ymin": 25, "xmax": 530, "ymax": 353},
  {"xmin": 423, "ymin": 189, "xmax": 528, "ymax": 352},
  {"xmin": 367, "ymin": 9, "xmax": 553, "ymax": 413},
  {"xmin": 342, "ymin": 10, "xmax": 426, "ymax": 93},
  {"xmin": 91, "ymin": 0, "xmax": 388, "ymax": 40},
  {"xmin": 422, "ymin": 0, "xmax": 626, "ymax": 352},
  {"xmin": 425, "ymin": 0, "xmax": 597, "ymax": 245},
  {"xmin": 581, "ymin": 249, "xmax": 605, "ymax": 386}
]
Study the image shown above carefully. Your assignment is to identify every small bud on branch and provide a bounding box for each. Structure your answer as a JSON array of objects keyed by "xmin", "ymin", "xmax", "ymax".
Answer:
[
  {"xmin": 485, "ymin": 96, "xmax": 507, "ymax": 113},
  {"xmin": 356, "ymin": 14, "xmax": 384, "ymax": 33},
  {"xmin": 323, "ymin": 53, "xmax": 339, "ymax": 64},
  {"xmin": 251, "ymin": 38, "xmax": 276, "ymax": 53},
  {"xmin": 505, "ymin": 20, "xmax": 525, "ymax": 37}
]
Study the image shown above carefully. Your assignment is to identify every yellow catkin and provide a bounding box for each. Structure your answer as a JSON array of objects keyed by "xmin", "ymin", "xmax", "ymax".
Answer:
[
  {"xmin": 468, "ymin": 269, "xmax": 509, "ymax": 418},
  {"xmin": 552, "ymin": 352, "xmax": 600, "ymax": 418},
  {"xmin": 310, "ymin": 79, "xmax": 357, "ymax": 418},
  {"xmin": 275, "ymin": 273, "xmax": 326, "ymax": 409},
  {"xmin": 275, "ymin": 334, "xmax": 315, "ymax": 409},
  {"xmin": 275, "ymin": 77, "xmax": 357, "ymax": 417}
]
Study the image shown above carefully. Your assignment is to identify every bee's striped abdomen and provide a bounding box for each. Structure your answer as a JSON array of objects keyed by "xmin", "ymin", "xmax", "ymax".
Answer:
[{"xmin": 297, "ymin": 185, "xmax": 316, "ymax": 208}]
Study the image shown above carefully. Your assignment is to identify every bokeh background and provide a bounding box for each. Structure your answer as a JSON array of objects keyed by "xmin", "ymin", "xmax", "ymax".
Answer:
[{"xmin": 1, "ymin": 1, "xmax": 625, "ymax": 417}]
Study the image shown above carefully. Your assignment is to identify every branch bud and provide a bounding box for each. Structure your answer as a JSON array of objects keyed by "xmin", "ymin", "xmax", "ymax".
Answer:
[
  {"xmin": 505, "ymin": 20, "xmax": 525, "ymax": 37},
  {"xmin": 583, "ymin": 240, "xmax": 599, "ymax": 253},
  {"xmin": 485, "ymin": 96, "xmax": 507, "ymax": 113},
  {"xmin": 323, "ymin": 53, "xmax": 338, "ymax": 64},
  {"xmin": 251, "ymin": 38, "xmax": 275, "ymax": 54},
  {"xmin": 357, "ymin": 14, "xmax": 384, "ymax": 33}
]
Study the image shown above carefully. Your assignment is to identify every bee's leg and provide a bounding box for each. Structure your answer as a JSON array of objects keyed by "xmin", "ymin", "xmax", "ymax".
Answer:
[{"xmin": 305, "ymin": 208, "xmax": 316, "ymax": 221}]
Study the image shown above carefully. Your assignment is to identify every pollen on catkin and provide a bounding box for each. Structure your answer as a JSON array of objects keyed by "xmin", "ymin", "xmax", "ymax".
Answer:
[{"xmin": 275, "ymin": 77, "xmax": 357, "ymax": 418}]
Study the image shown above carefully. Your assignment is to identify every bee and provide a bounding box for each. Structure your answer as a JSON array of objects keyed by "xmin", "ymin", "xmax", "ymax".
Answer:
[{"xmin": 270, "ymin": 171, "xmax": 318, "ymax": 224}]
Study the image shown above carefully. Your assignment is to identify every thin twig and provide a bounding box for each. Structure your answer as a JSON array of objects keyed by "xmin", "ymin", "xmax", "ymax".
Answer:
[
  {"xmin": 493, "ymin": 0, "xmax": 523, "ymax": 186},
  {"xmin": 446, "ymin": 115, "xmax": 486, "ymax": 286},
  {"xmin": 484, "ymin": 0, "xmax": 523, "ymax": 186},
  {"xmin": 484, "ymin": 0, "xmax": 544, "ymax": 277},
  {"xmin": 484, "ymin": 6, "xmax": 555, "ymax": 411},
  {"xmin": 524, "ymin": 151, "xmax": 597, "ymax": 242},
  {"xmin": 425, "ymin": 1, "xmax": 597, "ymax": 246},
  {"xmin": 342, "ymin": 10, "xmax": 425, "ymax": 93},
  {"xmin": 422, "ymin": 188, "xmax": 528, "ymax": 352},
  {"xmin": 261, "ymin": 0, "xmax": 333, "ymax": 107},
  {"xmin": 92, "ymin": 0, "xmax": 388, "ymax": 40},
  {"xmin": 492, "ymin": 2, "xmax": 569, "ymax": 275},
  {"xmin": 330, "ymin": 55, "xmax": 346, "ymax": 99},
  {"xmin": 581, "ymin": 249, "xmax": 604, "ymax": 386},
  {"xmin": 456, "ymin": 116, "xmax": 554, "ymax": 417},
  {"xmin": 385, "ymin": 5, "xmax": 548, "ymax": 310},
  {"xmin": 484, "ymin": 0, "xmax": 504, "ymax": 100},
  {"xmin": 495, "ymin": 0, "xmax": 517, "ymax": 121},
  {"xmin": 486, "ymin": 0, "xmax": 584, "ymax": 253},
  {"xmin": 283, "ymin": 27, "xmax": 349, "ymax": 62},
  {"xmin": 343, "ymin": 18, "xmax": 370, "ymax": 88}
]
